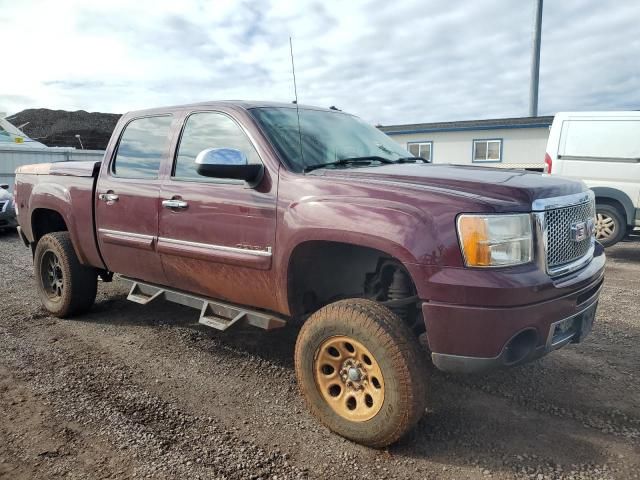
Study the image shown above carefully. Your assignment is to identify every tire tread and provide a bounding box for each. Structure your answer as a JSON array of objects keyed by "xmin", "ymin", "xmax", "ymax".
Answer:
[
  {"xmin": 294, "ymin": 298, "xmax": 428, "ymax": 447},
  {"xmin": 34, "ymin": 231, "xmax": 97, "ymax": 317}
]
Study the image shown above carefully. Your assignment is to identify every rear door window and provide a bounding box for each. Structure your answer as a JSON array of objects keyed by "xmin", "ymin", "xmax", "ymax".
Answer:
[
  {"xmin": 112, "ymin": 116, "xmax": 173, "ymax": 178},
  {"xmin": 560, "ymin": 120, "xmax": 640, "ymax": 160}
]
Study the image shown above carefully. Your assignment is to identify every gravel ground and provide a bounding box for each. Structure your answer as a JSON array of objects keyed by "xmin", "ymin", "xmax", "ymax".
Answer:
[{"xmin": 1, "ymin": 230, "xmax": 639, "ymax": 479}]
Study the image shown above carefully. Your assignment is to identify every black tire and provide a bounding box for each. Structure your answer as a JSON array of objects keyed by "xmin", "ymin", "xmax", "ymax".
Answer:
[
  {"xmin": 595, "ymin": 203, "xmax": 626, "ymax": 248},
  {"xmin": 34, "ymin": 232, "xmax": 97, "ymax": 318},
  {"xmin": 294, "ymin": 299, "xmax": 428, "ymax": 447}
]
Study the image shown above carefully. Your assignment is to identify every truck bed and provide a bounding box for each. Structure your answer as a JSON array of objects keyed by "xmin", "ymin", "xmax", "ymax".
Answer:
[{"xmin": 15, "ymin": 161, "xmax": 105, "ymax": 269}]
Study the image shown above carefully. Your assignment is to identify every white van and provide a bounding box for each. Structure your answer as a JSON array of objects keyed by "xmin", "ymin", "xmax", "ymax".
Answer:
[{"xmin": 546, "ymin": 112, "xmax": 640, "ymax": 247}]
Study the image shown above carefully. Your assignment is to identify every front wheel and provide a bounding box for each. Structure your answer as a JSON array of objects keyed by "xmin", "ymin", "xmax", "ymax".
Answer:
[
  {"xmin": 595, "ymin": 203, "xmax": 626, "ymax": 248},
  {"xmin": 34, "ymin": 232, "xmax": 97, "ymax": 318},
  {"xmin": 294, "ymin": 299, "xmax": 428, "ymax": 447}
]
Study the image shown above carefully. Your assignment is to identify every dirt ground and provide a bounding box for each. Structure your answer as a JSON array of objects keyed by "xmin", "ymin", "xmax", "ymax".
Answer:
[{"xmin": 1, "ymin": 231, "xmax": 638, "ymax": 480}]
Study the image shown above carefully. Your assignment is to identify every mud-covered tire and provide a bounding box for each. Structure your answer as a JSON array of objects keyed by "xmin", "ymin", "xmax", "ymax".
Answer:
[
  {"xmin": 595, "ymin": 203, "xmax": 626, "ymax": 248},
  {"xmin": 34, "ymin": 232, "xmax": 97, "ymax": 318},
  {"xmin": 294, "ymin": 298, "xmax": 428, "ymax": 447}
]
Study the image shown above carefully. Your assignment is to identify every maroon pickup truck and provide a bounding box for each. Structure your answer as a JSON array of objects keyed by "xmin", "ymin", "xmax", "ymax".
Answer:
[{"xmin": 14, "ymin": 101, "xmax": 605, "ymax": 447}]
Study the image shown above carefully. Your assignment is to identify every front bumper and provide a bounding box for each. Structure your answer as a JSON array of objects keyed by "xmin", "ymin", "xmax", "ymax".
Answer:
[{"xmin": 422, "ymin": 252, "xmax": 605, "ymax": 374}]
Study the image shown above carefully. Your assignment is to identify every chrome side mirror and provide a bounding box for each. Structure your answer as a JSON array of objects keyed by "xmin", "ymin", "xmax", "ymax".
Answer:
[{"xmin": 195, "ymin": 148, "xmax": 263, "ymax": 184}]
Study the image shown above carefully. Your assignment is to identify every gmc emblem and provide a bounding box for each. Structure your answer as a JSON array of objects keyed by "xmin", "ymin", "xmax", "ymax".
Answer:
[{"xmin": 570, "ymin": 218, "xmax": 594, "ymax": 242}]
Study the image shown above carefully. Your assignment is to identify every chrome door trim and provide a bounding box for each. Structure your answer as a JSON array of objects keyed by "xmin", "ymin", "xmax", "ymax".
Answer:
[
  {"xmin": 98, "ymin": 228, "xmax": 156, "ymax": 251},
  {"xmin": 158, "ymin": 237, "xmax": 272, "ymax": 257},
  {"xmin": 98, "ymin": 228, "xmax": 155, "ymax": 241}
]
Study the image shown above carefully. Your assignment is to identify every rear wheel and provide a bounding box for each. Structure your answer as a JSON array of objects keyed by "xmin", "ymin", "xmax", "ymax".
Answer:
[
  {"xmin": 294, "ymin": 299, "xmax": 428, "ymax": 447},
  {"xmin": 595, "ymin": 203, "xmax": 626, "ymax": 247},
  {"xmin": 34, "ymin": 232, "xmax": 97, "ymax": 317}
]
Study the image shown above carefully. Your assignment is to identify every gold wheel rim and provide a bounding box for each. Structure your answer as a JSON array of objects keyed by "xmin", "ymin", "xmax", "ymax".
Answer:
[{"xmin": 313, "ymin": 335, "xmax": 385, "ymax": 422}]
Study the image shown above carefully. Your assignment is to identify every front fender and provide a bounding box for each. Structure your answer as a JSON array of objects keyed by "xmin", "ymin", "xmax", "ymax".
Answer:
[
  {"xmin": 273, "ymin": 196, "xmax": 461, "ymax": 312},
  {"xmin": 281, "ymin": 196, "xmax": 436, "ymax": 265}
]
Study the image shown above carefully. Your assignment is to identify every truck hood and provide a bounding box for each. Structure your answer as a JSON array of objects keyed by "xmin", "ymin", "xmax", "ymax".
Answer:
[{"xmin": 311, "ymin": 164, "xmax": 586, "ymax": 210}]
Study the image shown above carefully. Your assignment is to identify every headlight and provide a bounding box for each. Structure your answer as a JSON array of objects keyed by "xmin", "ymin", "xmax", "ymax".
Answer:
[{"xmin": 457, "ymin": 214, "xmax": 533, "ymax": 267}]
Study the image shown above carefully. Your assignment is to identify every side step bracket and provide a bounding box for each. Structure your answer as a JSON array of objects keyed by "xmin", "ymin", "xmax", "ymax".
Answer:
[
  {"xmin": 127, "ymin": 282, "xmax": 163, "ymax": 304},
  {"xmin": 121, "ymin": 277, "xmax": 286, "ymax": 332}
]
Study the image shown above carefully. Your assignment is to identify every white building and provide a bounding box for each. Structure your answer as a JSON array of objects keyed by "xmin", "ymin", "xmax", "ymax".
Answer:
[
  {"xmin": 379, "ymin": 116, "xmax": 554, "ymax": 169},
  {"xmin": 0, "ymin": 113, "xmax": 104, "ymax": 190}
]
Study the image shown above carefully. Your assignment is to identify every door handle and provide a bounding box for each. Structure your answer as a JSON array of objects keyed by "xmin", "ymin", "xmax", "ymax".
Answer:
[
  {"xmin": 98, "ymin": 192, "xmax": 119, "ymax": 203},
  {"xmin": 162, "ymin": 199, "xmax": 188, "ymax": 209}
]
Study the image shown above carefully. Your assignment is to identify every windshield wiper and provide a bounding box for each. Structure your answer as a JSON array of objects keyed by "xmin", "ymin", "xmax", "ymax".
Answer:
[
  {"xmin": 393, "ymin": 156, "xmax": 429, "ymax": 163},
  {"xmin": 303, "ymin": 156, "xmax": 394, "ymax": 173}
]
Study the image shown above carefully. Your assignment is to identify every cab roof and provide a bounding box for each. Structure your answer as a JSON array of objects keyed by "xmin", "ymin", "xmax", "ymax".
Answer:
[{"xmin": 123, "ymin": 100, "xmax": 345, "ymax": 118}]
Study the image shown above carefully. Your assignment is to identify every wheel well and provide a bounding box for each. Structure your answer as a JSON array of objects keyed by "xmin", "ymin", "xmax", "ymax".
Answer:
[
  {"xmin": 592, "ymin": 186, "xmax": 634, "ymax": 226},
  {"xmin": 287, "ymin": 241, "xmax": 423, "ymax": 333},
  {"xmin": 595, "ymin": 197, "xmax": 627, "ymax": 222},
  {"xmin": 31, "ymin": 209, "xmax": 68, "ymax": 245}
]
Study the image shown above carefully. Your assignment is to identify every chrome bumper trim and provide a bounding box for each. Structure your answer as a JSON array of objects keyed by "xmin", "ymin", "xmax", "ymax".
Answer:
[
  {"xmin": 532, "ymin": 190, "xmax": 595, "ymax": 211},
  {"xmin": 545, "ymin": 296, "xmax": 599, "ymax": 350}
]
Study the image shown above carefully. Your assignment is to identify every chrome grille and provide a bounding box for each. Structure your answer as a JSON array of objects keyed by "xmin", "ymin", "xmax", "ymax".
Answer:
[
  {"xmin": 0, "ymin": 201, "xmax": 6, "ymax": 212},
  {"xmin": 544, "ymin": 200, "xmax": 595, "ymax": 270}
]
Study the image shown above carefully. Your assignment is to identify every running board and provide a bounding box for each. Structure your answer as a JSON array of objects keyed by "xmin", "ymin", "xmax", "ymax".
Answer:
[{"xmin": 122, "ymin": 278, "xmax": 286, "ymax": 331}]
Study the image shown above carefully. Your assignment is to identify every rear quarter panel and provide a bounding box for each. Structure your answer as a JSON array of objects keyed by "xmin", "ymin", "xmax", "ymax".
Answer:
[{"xmin": 15, "ymin": 172, "xmax": 105, "ymax": 269}]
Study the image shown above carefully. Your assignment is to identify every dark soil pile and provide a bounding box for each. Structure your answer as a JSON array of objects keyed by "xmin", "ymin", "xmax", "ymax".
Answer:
[{"xmin": 8, "ymin": 109, "xmax": 121, "ymax": 150}]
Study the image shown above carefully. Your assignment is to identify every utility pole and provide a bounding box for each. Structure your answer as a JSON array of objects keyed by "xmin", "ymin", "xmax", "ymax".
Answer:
[{"xmin": 529, "ymin": 0, "xmax": 543, "ymax": 117}]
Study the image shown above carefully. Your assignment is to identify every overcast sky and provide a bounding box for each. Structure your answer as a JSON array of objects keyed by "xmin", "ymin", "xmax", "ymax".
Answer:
[{"xmin": 1, "ymin": 0, "xmax": 638, "ymax": 125}]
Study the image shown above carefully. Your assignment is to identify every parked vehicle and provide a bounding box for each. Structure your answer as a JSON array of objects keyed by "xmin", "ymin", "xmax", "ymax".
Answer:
[
  {"xmin": 0, "ymin": 183, "xmax": 17, "ymax": 232},
  {"xmin": 545, "ymin": 111, "xmax": 640, "ymax": 247},
  {"xmin": 14, "ymin": 101, "xmax": 605, "ymax": 447}
]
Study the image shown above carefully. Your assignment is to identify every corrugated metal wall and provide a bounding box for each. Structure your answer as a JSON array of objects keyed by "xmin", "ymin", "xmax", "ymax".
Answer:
[{"xmin": 0, "ymin": 147, "xmax": 104, "ymax": 190}]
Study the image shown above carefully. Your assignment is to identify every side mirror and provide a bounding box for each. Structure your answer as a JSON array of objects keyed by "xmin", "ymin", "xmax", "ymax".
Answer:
[
  {"xmin": 0, "ymin": 184, "xmax": 8, "ymax": 190},
  {"xmin": 195, "ymin": 148, "xmax": 263, "ymax": 185}
]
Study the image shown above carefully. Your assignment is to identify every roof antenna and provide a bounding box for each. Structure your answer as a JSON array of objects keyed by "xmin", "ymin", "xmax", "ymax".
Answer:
[{"xmin": 289, "ymin": 36, "xmax": 305, "ymax": 165}]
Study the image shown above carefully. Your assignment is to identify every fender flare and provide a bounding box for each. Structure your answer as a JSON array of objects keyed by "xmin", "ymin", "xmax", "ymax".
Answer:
[
  {"xmin": 280, "ymin": 232, "xmax": 421, "ymax": 317},
  {"xmin": 275, "ymin": 198, "xmax": 438, "ymax": 314},
  {"xmin": 29, "ymin": 183, "xmax": 90, "ymax": 265},
  {"xmin": 591, "ymin": 187, "xmax": 635, "ymax": 226}
]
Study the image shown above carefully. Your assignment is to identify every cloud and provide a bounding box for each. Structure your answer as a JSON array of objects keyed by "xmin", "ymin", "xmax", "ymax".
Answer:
[{"xmin": 0, "ymin": 0, "xmax": 638, "ymax": 125}]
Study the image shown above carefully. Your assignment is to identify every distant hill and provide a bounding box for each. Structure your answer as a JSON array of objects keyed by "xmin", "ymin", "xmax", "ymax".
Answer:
[{"xmin": 8, "ymin": 109, "xmax": 121, "ymax": 150}]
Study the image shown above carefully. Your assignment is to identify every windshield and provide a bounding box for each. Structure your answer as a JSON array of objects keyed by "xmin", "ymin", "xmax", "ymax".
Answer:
[{"xmin": 250, "ymin": 107, "xmax": 412, "ymax": 172}]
